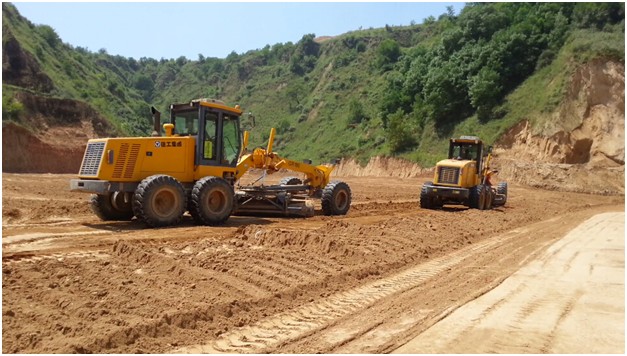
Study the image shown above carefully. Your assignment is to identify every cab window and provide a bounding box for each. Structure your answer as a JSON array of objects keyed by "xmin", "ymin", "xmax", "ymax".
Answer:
[
  {"xmin": 204, "ymin": 112, "xmax": 218, "ymax": 160},
  {"xmin": 222, "ymin": 114, "xmax": 241, "ymax": 165},
  {"xmin": 173, "ymin": 110, "xmax": 198, "ymax": 136}
]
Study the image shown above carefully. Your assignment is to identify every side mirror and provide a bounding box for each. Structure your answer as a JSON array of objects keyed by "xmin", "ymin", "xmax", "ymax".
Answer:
[{"xmin": 246, "ymin": 112, "xmax": 256, "ymax": 130}]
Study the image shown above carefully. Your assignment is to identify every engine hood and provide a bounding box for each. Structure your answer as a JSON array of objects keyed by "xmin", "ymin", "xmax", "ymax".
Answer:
[{"xmin": 436, "ymin": 159, "xmax": 474, "ymax": 169}]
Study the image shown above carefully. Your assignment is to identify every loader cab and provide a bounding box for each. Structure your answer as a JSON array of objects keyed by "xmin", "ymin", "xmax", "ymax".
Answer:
[
  {"xmin": 169, "ymin": 99, "xmax": 242, "ymax": 168},
  {"xmin": 448, "ymin": 136, "xmax": 484, "ymax": 173}
]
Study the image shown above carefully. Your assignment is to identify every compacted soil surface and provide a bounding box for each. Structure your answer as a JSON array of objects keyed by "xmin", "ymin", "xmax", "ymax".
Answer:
[{"xmin": 1, "ymin": 172, "xmax": 624, "ymax": 353}]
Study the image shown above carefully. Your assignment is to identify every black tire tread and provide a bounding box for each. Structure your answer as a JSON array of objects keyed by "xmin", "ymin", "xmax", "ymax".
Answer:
[
  {"xmin": 280, "ymin": 177, "xmax": 303, "ymax": 186},
  {"xmin": 420, "ymin": 182, "xmax": 434, "ymax": 209},
  {"xmin": 470, "ymin": 184, "xmax": 487, "ymax": 210},
  {"xmin": 321, "ymin": 181, "xmax": 352, "ymax": 216},
  {"xmin": 132, "ymin": 175, "xmax": 186, "ymax": 228},
  {"xmin": 190, "ymin": 176, "xmax": 234, "ymax": 225},
  {"xmin": 90, "ymin": 193, "xmax": 134, "ymax": 221},
  {"xmin": 497, "ymin": 181, "xmax": 508, "ymax": 205}
]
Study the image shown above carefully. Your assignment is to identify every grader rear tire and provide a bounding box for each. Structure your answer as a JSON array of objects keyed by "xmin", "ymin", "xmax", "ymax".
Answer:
[
  {"xmin": 133, "ymin": 175, "xmax": 186, "ymax": 227},
  {"xmin": 91, "ymin": 192, "xmax": 134, "ymax": 221},
  {"xmin": 190, "ymin": 176, "xmax": 234, "ymax": 225},
  {"xmin": 321, "ymin": 181, "xmax": 351, "ymax": 215}
]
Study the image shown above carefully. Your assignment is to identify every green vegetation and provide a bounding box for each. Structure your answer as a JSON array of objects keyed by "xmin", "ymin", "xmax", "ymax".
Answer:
[
  {"xmin": 379, "ymin": 2, "xmax": 624, "ymax": 163},
  {"xmin": 2, "ymin": 87, "xmax": 24, "ymax": 121},
  {"xmin": 2, "ymin": 2, "xmax": 624, "ymax": 166}
]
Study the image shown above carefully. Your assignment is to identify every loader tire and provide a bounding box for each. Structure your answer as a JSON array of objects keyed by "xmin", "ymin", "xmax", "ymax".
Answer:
[
  {"xmin": 133, "ymin": 175, "xmax": 186, "ymax": 228},
  {"xmin": 190, "ymin": 176, "xmax": 234, "ymax": 225},
  {"xmin": 321, "ymin": 181, "xmax": 351, "ymax": 216},
  {"xmin": 497, "ymin": 182, "xmax": 508, "ymax": 205},
  {"xmin": 420, "ymin": 182, "xmax": 434, "ymax": 209},
  {"xmin": 280, "ymin": 177, "xmax": 303, "ymax": 185},
  {"xmin": 91, "ymin": 192, "xmax": 134, "ymax": 221},
  {"xmin": 470, "ymin": 184, "xmax": 487, "ymax": 210}
]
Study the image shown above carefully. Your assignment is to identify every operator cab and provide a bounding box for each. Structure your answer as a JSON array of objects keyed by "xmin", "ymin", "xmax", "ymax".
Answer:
[
  {"xmin": 448, "ymin": 136, "xmax": 484, "ymax": 171},
  {"xmin": 169, "ymin": 99, "xmax": 242, "ymax": 167}
]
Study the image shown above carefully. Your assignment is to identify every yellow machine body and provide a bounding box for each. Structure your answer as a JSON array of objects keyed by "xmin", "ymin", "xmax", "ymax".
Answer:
[
  {"xmin": 77, "ymin": 136, "xmax": 238, "ymax": 184},
  {"xmin": 235, "ymin": 128, "xmax": 334, "ymax": 193},
  {"xmin": 420, "ymin": 135, "xmax": 506, "ymax": 210},
  {"xmin": 70, "ymin": 99, "xmax": 350, "ymax": 227}
]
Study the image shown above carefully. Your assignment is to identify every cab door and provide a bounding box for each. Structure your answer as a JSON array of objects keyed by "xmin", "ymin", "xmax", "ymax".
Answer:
[{"xmin": 195, "ymin": 107, "xmax": 241, "ymax": 168}]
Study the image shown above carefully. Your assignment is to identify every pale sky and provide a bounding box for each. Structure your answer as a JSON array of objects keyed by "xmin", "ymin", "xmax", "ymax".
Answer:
[{"xmin": 13, "ymin": 1, "xmax": 465, "ymax": 60}]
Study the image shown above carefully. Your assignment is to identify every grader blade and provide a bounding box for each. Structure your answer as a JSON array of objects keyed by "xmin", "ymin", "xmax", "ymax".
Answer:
[{"xmin": 234, "ymin": 185, "xmax": 315, "ymax": 217}]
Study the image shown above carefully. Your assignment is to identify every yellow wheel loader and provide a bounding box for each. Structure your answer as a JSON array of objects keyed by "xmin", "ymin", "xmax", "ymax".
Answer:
[
  {"xmin": 420, "ymin": 136, "xmax": 507, "ymax": 210},
  {"xmin": 70, "ymin": 99, "xmax": 351, "ymax": 227}
]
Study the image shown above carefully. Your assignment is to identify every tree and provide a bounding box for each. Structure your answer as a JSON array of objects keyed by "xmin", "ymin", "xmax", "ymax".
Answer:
[
  {"xmin": 376, "ymin": 39, "xmax": 401, "ymax": 71},
  {"xmin": 289, "ymin": 34, "xmax": 320, "ymax": 75},
  {"xmin": 469, "ymin": 67, "xmax": 501, "ymax": 121},
  {"xmin": 132, "ymin": 74, "xmax": 155, "ymax": 100},
  {"xmin": 37, "ymin": 25, "xmax": 60, "ymax": 48},
  {"xmin": 347, "ymin": 99, "xmax": 367, "ymax": 125},
  {"xmin": 385, "ymin": 109, "xmax": 417, "ymax": 153}
]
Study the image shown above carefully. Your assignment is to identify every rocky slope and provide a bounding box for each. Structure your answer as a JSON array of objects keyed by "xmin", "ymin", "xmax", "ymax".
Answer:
[
  {"xmin": 2, "ymin": 22, "xmax": 117, "ymax": 173},
  {"xmin": 2, "ymin": 92, "xmax": 116, "ymax": 173},
  {"xmin": 493, "ymin": 59, "xmax": 625, "ymax": 194}
]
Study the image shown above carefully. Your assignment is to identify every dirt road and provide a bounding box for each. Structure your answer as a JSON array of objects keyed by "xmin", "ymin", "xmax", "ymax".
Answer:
[
  {"xmin": 2, "ymin": 172, "xmax": 624, "ymax": 353},
  {"xmin": 393, "ymin": 212, "xmax": 625, "ymax": 354}
]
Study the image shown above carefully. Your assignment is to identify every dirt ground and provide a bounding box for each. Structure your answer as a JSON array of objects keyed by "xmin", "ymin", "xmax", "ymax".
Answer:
[
  {"xmin": 1, "ymin": 171, "xmax": 624, "ymax": 353},
  {"xmin": 393, "ymin": 212, "xmax": 625, "ymax": 353}
]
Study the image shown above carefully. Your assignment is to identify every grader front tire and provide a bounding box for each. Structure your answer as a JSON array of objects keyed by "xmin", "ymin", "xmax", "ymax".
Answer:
[
  {"xmin": 420, "ymin": 182, "xmax": 435, "ymax": 209},
  {"xmin": 91, "ymin": 192, "xmax": 134, "ymax": 221},
  {"xmin": 321, "ymin": 181, "xmax": 351, "ymax": 216},
  {"xmin": 497, "ymin": 182, "xmax": 508, "ymax": 205},
  {"xmin": 133, "ymin": 175, "xmax": 186, "ymax": 228}
]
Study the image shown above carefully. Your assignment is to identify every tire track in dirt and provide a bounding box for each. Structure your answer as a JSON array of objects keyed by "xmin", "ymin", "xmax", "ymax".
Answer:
[
  {"xmin": 3, "ymin": 250, "xmax": 111, "ymax": 265},
  {"xmin": 393, "ymin": 212, "xmax": 625, "ymax": 354},
  {"xmin": 172, "ymin": 221, "xmax": 548, "ymax": 354},
  {"xmin": 304, "ymin": 222, "xmax": 558, "ymax": 353}
]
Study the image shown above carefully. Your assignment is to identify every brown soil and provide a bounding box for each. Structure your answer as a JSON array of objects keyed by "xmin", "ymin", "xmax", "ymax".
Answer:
[
  {"xmin": 2, "ymin": 171, "xmax": 623, "ymax": 353},
  {"xmin": 2, "ymin": 91, "xmax": 119, "ymax": 174}
]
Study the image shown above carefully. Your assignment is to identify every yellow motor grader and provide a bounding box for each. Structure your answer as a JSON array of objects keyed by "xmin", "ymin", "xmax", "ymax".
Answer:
[
  {"xmin": 419, "ymin": 136, "xmax": 507, "ymax": 210},
  {"xmin": 70, "ymin": 99, "xmax": 351, "ymax": 227}
]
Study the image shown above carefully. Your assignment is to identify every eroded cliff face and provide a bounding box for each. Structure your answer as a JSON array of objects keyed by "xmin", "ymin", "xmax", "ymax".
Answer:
[
  {"xmin": 2, "ymin": 23, "xmax": 118, "ymax": 173},
  {"xmin": 494, "ymin": 60, "xmax": 625, "ymax": 194},
  {"xmin": 2, "ymin": 92, "xmax": 117, "ymax": 173}
]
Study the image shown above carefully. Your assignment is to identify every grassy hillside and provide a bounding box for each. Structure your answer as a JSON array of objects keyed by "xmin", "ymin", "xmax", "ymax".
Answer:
[{"xmin": 2, "ymin": 2, "xmax": 624, "ymax": 166}]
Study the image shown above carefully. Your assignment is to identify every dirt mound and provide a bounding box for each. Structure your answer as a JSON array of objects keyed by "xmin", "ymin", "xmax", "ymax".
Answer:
[
  {"xmin": 335, "ymin": 156, "xmax": 432, "ymax": 178},
  {"xmin": 234, "ymin": 221, "xmax": 367, "ymax": 259}
]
